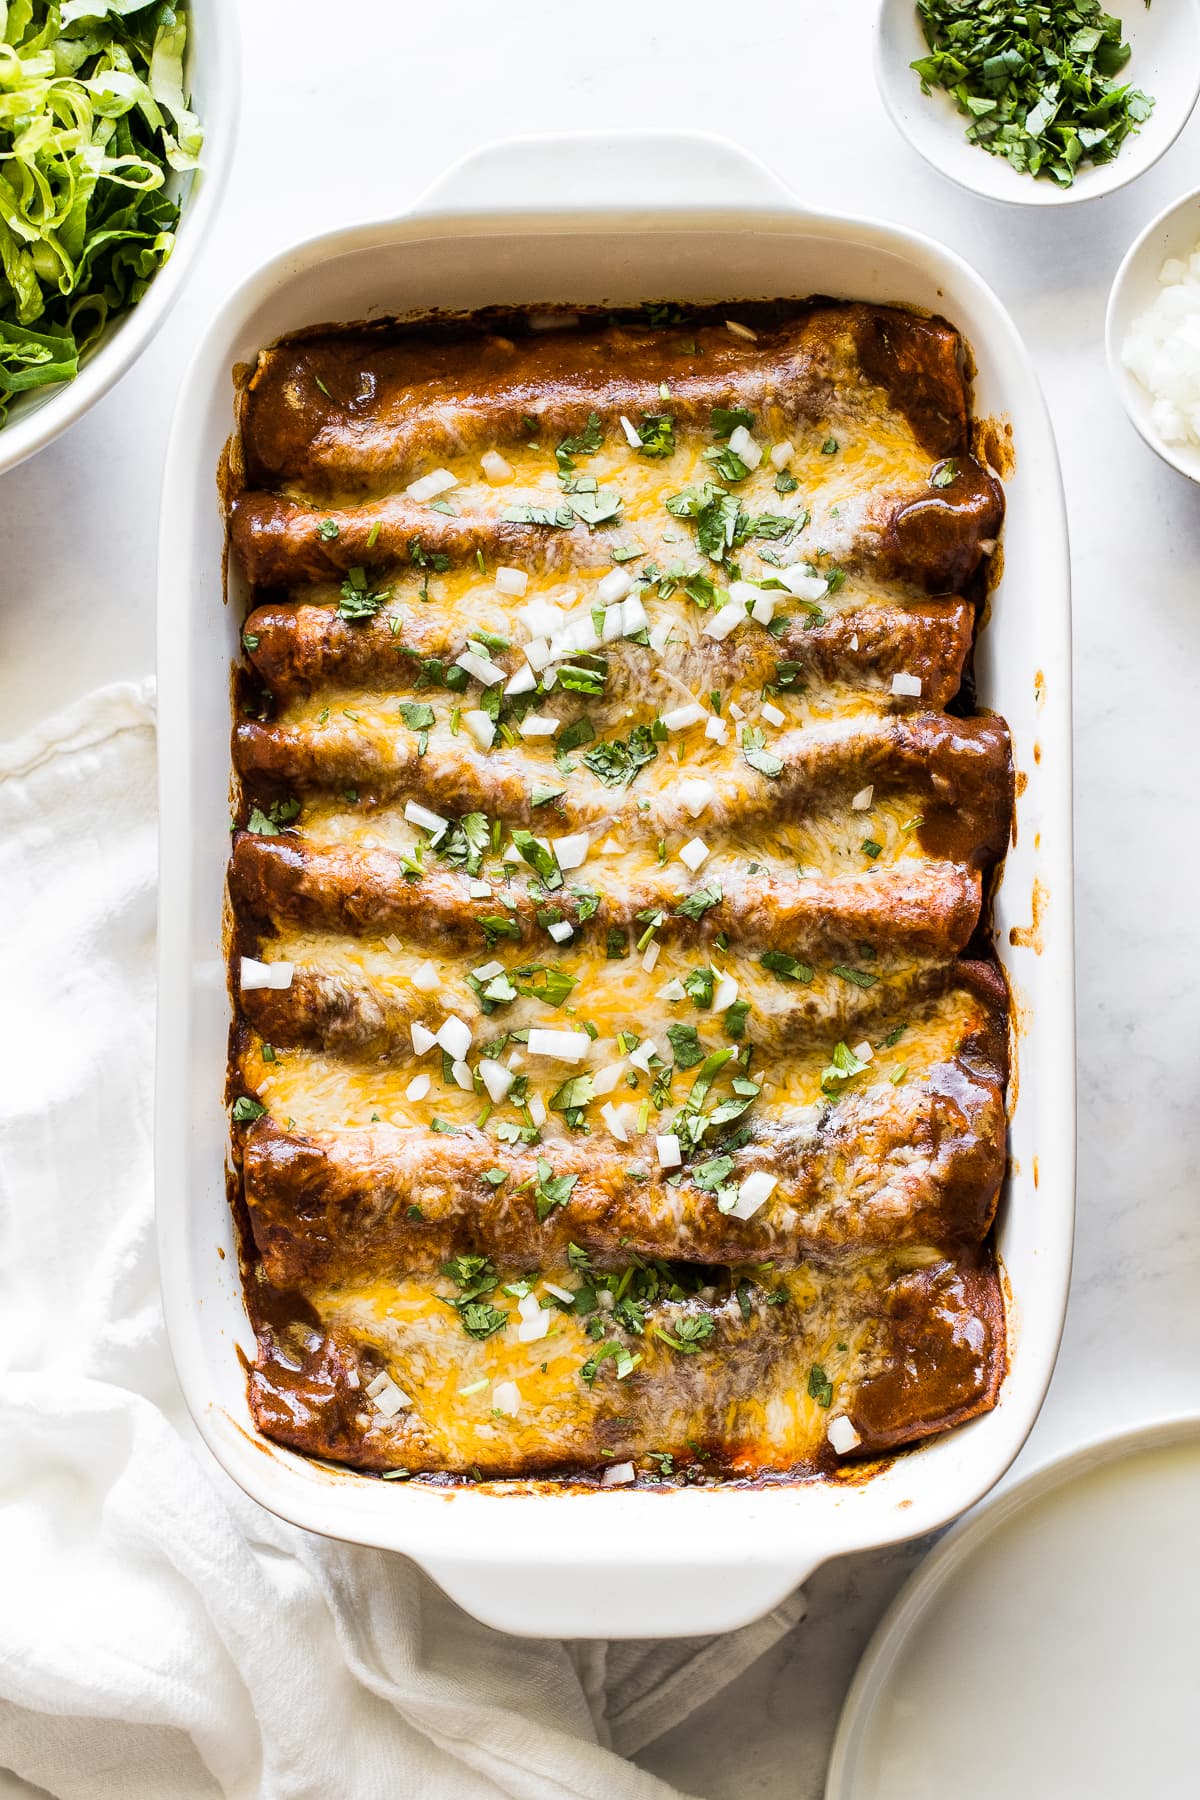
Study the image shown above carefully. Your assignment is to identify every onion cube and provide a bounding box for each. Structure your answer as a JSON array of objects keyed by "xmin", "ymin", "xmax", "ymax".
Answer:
[
  {"xmin": 406, "ymin": 468, "xmax": 457, "ymax": 502},
  {"xmin": 828, "ymin": 1415, "xmax": 862, "ymax": 1455}
]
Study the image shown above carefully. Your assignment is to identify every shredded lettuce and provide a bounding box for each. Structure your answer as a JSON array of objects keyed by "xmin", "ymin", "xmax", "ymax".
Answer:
[{"xmin": 0, "ymin": 1, "xmax": 203, "ymax": 424}]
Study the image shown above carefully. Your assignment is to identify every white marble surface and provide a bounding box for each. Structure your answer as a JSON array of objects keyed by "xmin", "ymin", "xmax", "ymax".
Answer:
[{"xmin": 4, "ymin": 1, "xmax": 1199, "ymax": 1793}]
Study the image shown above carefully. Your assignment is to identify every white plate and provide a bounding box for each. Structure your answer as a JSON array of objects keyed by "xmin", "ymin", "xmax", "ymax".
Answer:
[
  {"xmin": 826, "ymin": 1415, "xmax": 1200, "ymax": 1798},
  {"xmin": 875, "ymin": 0, "xmax": 1200, "ymax": 207},
  {"xmin": 0, "ymin": 0, "xmax": 239, "ymax": 479},
  {"xmin": 1106, "ymin": 185, "xmax": 1200, "ymax": 482}
]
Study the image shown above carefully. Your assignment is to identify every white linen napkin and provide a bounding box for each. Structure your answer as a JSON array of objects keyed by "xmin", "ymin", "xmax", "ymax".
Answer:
[{"xmin": 0, "ymin": 683, "xmax": 805, "ymax": 1800}]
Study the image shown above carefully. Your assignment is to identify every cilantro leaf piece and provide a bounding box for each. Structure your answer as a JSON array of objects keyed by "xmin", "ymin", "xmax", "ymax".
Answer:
[
  {"xmin": 582, "ymin": 723, "xmax": 659, "ymax": 789},
  {"xmin": 666, "ymin": 1023, "xmax": 705, "ymax": 1069},
  {"xmin": 711, "ymin": 406, "xmax": 754, "ymax": 439},
  {"xmin": 534, "ymin": 1156, "xmax": 579, "ymax": 1221},
  {"xmin": 741, "ymin": 725, "xmax": 785, "ymax": 779},
  {"xmin": 635, "ymin": 414, "xmax": 675, "ymax": 458},
  {"xmin": 808, "ymin": 1363, "xmax": 833, "ymax": 1408},
  {"xmin": 232, "ymin": 1096, "xmax": 266, "ymax": 1124},
  {"xmin": 338, "ymin": 567, "xmax": 391, "ymax": 621},
  {"xmin": 511, "ymin": 829, "xmax": 563, "ymax": 891},
  {"xmin": 654, "ymin": 1315, "xmax": 716, "ymax": 1355},
  {"xmin": 760, "ymin": 950, "xmax": 814, "ymax": 983},
  {"xmin": 674, "ymin": 884, "xmax": 722, "ymax": 921}
]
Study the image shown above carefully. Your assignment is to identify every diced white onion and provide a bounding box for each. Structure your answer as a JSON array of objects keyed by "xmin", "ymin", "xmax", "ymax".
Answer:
[
  {"xmin": 728, "ymin": 423, "xmax": 762, "ymax": 469},
  {"xmin": 405, "ymin": 1073, "xmax": 431, "ymax": 1102},
  {"xmin": 701, "ymin": 599, "xmax": 746, "ymax": 642},
  {"xmin": 761, "ymin": 701, "xmax": 785, "ymax": 727},
  {"xmin": 591, "ymin": 1062, "xmax": 623, "ymax": 1096},
  {"xmin": 663, "ymin": 701, "xmax": 705, "ymax": 733},
  {"xmin": 543, "ymin": 1281, "xmax": 575, "ymax": 1304},
  {"xmin": 411, "ymin": 1022, "xmax": 437, "ymax": 1055},
  {"xmin": 406, "ymin": 468, "xmax": 457, "ymax": 502},
  {"xmin": 659, "ymin": 978, "xmax": 687, "ymax": 1002},
  {"xmin": 411, "ymin": 960, "xmax": 439, "ymax": 991},
  {"xmin": 405, "ymin": 800, "xmax": 449, "ymax": 835},
  {"xmin": 629, "ymin": 1039, "xmax": 658, "ymax": 1073},
  {"xmin": 713, "ymin": 973, "xmax": 739, "ymax": 1012},
  {"xmin": 849, "ymin": 632, "xmax": 860, "ymax": 651},
  {"xmin": 853, "ymin": 1040, "xmax": 874, "ymax": 1064},
  {"xmin": 495, "ymin": 566, "xmax": 529, "ymax": 596},
  {"xmin": 368, "ymin": 1374, "xmax": 412, "ymax": 1418},
  {"xmin": 451, "ymin": 1058, "xmax": 475, "ymax": 1092},
  {"xmin": 518, "ymin": 597, "xmax": 564, "ymax": 637},
  {"xmin": 527, "ymin": 1028, "xmax": 590, "ymax": 1062},
  {"xmin": 727, "ymin": 1170, "xmax": 778, "ymax": 1220},
  {"xmin": 502, "ymin": 668, "xmax": 536, "ymax": 702},
  {"xmin": 547, "ymin": 920, "xmax": 574, "ymax": 944},
  {"xmin": 601, "ymin": 1101, "xmax": 630, "ymax": 1142},
  {"xmin": 597, "ymin": 567, "xmax": 633, "ymax": 605},
  {"xmin": 481, "ymin": 450, "xmax": 514, "ymax": 484},
  {"xmin": 517, "ymin": 1292, "xmax": 550, "ymax": 1343},
  {"xmin": 620, "ymin": 591, "xmax": 649, "ymax": 636},
  {"xmin": 641, "ymin": 941, "xmax": 660, "ymax": 973},
  {"xmin": 619, "ymin": 414, "xmax": 642, "ymax": 448},
  {"xmin": 456, "ymin": 649, "xmax": 506, "ymax": 687},
  {"xmin": 851, "ymin": 785, "xmax": 874, "ymax": 811},
  {"xmin": 770, "ymin": 440, "xmax": 795, "ymax": 470},
  {"xmin": 728, "ymin": 702, "xmax": 746, "ymax": 722},
  {"xmin": 751, "ymin": 593, "xmax": 776, "ymax": 626},
  {"xmin": 519, "ymin": 712, "xmax": 560, "ymax": 738},
  {"xmin": 479, "ymin": 1058, "xmax": 514, "ymax": 1103},
  {"xmin": 891, "ymin": 671, "xmax": 923, "ymax": 698},
  {"xmin": 601, "ymin": 1460, "xmax": 636, "ymax": 1486},
  {"xmin": 492, "ymin": 1380, "xmax": 522, "ymax": 1417},
  {"xmin": 656, "ymin": 1134, "xmax": 682, "ymax": 1169},
  {"xmin": 527, "ymin": 1093, "xmax": 548, "ymax": 1127},
  {"xmin": 240, "ymin": 957, "xmax": 293, "ymax": 991},
  {"xmin": 648, "ymin": 622, "xmax": 673, "ymax": 653},
  {"xmin": 828, "ymin": 1415, "xmax": 862, "ymax": 1455},
  {"xmin": 383, "ymin": 933, "xmax": 403, "ymax": 956},
  {"xmin": 725, "ymin": 319, "xmax": 757, "ymax": 341},
  {"xmin": 779, "ymin": 563, "xmax": 829, "ymax": 602},
  {"xmin": 679, "ymin": 837, "xmax": 710, "ymax": 872},
  {"xmin": 678, "ymin": 777, "xmax": 716, "ymax": 818},
  {"xmin": 436, "ymin": 1015, "xmax": 472, "ymax": 1061},
  {"xmin": 468, "ymin": 878, "xmax": 491, "ymax": 900},
  {"xmin": 704, "ymin": 715, "xmax": 729, "ymax": 744},
  {"xmin": 555, "ymin": 833, "xmax": 589, "ymax": 870},
  {"xmin": 463, "ymin": 708, "xmax": 496, "ymax": 750}
]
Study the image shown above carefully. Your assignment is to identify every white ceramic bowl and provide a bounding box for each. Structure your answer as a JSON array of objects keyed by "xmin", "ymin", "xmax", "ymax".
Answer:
[
  {"xmin": 875, "ymin": 0, "xmax": 1200, "ymax": 207},
  {"xmin": 1106, "ymin": 185, "xmax": 1200, "ymax": 481},
  {"xmin": 0, "ymin": 0, "xmax": 239, "ymax": 479}
]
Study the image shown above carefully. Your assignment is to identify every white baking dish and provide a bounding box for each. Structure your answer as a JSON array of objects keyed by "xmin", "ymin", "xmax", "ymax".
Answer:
[{"xmin": 156, "ymin": 131, "xmax": 1075, "ymax": 1641}]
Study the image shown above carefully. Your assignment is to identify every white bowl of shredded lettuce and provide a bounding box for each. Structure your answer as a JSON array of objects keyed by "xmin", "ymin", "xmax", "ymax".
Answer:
[{"xmin": 0, "ymin": 0, "xmax": 237, "ymax": 476}]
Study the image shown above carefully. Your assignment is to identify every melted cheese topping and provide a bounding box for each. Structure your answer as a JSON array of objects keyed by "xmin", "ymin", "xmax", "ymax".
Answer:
[{"xmin": 234, "ymin": 326, "xmax": 1005, "ymax": 1479}]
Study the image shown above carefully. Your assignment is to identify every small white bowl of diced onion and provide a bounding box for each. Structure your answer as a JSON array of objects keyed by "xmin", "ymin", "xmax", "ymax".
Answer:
[{"xmin": 1107, "ymin": 187, "xmax": 1200, "ymax": 482}]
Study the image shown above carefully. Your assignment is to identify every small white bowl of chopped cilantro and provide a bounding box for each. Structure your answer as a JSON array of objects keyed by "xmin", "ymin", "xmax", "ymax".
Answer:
[
  {"xmin": 876, "ymin": 0, "xmax": 1200, "ymax": 206},
  {"xmin": 0, "ymin": 0, "xmax": 237, "ymax": 478},
  {"xmin": 1107, "ymin": 186, "xmax": 1200, "ymax": 481}
]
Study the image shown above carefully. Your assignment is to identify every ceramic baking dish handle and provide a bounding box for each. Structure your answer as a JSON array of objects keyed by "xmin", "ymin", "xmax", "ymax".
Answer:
[
  {"xmin": 419, "ymin": 1546, "xmax": 810, "ymax": 1641},
  {"xmin": 409, "ymin": 129, "xmax": 796, "ymax": 219}
]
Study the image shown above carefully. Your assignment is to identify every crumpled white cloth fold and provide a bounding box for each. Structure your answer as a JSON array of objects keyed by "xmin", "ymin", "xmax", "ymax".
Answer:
[{"xmin": 0, "ymin": 683, "xmax": 805, "ymax": 1800}]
